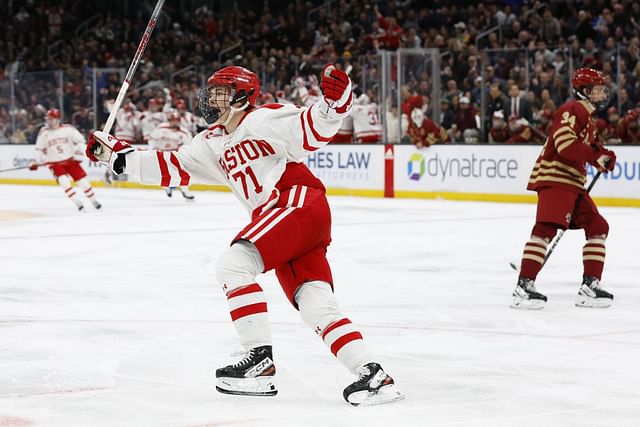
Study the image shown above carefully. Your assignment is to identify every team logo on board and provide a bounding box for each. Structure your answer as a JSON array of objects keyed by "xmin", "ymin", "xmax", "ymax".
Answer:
[{"xmin": 407, "ymin": 152, "xmax": 425, "ymax": 181}]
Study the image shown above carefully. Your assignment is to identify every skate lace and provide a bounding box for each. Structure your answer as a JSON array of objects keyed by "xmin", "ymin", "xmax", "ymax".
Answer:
[
  {"xmin": 584, "ymin": 277, "xmax": 602, "ymax": 290},
  {"xmin": 353, "ymin": 365, "xmax": 375, "ymax": 386},
  {"xmin": 520, "ymin": 279, "xmax": 537, "ymax": 293},
  {"xmin": 232, "ymin": 349, "xmax": 255, "ymax": 368}
]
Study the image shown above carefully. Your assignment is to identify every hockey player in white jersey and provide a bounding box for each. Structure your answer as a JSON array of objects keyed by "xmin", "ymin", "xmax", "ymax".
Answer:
[
  {"xmin": 114, "ymin": 101, "xmax": 140, "ymax": 143},
  {"xmin": 293, "ymin": 76, "xmax": 321, "ymax": 107},
  {"xmin": 30, "ymin": 108, "xmax": 102, "ymax": 211},
  {"xmin": 175, "ymin": 99, "xmax": 197, "ymax": 135},
  {"xmin": 148, "ymin": 111, "xmax": 194, "ymax": 200},
  {"xmin": 351, "ymin": 94, "xmax": 383, "ymax": 143},
  {"xmin": 87, "ymin": 64, "xmax": 403, "ymax": 406},
  {"xmin": 140, "ymin": 98, "xmax": 166, "ymax": 143}
]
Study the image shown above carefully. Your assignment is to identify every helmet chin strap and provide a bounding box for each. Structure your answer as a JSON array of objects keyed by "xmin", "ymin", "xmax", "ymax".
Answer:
[{"xmin": 220, "ymin": 101, "xmax": 249, "ymax": 127}]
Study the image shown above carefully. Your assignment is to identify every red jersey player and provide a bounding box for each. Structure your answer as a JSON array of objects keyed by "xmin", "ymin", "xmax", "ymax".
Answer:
[
  {"xmin": 87, "ymin": 65, "xmax": 403, "ymax": 406},
  {"xmin": 511, "ymin": 68, "xmax": 616, "ymax": 310},
  {"xmin": 30, "ymin": 109, "xmax": 102, "ymax": 211},
  {"xmin": 407, "ymin": 108, "xmax": 449, "ymax": 148}
]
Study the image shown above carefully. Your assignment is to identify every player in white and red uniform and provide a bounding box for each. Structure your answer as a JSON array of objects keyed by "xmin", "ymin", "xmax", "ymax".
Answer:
[
  {"xmin": 175, "ymin": 99, "xmax": 197, "ymax": 135},
  {"xmin": 331, "ymin": 114, "xmax": 353, "ymax": 143},
  {"xmin": 114, "ymin": 101, "xmax": 140, "ymax": 143},
  {"xmin": 294, "ymin": 76, "xmax": 322, "ymax": 107},
  {"xmin": 140, "ymin": 98, "xmax": 166, "ymax": 143},
  {"xmin": 87, "ymin": 65, "xmax": 403, "ymax": 406},
  {"xmin": 30, "ymin": 109, "xmax": 101, "ymax": 211},
  {"xmin": 351, "ymin": 94, "xmax": 383, "ymax": 143},
  {"xmin": 148, "ymin": 111, "xmax": 194, "ymax": 200}
]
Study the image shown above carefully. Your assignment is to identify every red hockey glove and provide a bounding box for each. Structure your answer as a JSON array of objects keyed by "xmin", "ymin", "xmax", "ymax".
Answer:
[
  {"xmin": 589, "ymin": 145, "xmax": 616, "ymax": 172},
  {"xmin": 86, "ymin": 130, "xmax": 134, "ymax": 174},
  {"xmin": 320, "ymin": 64, "xmax": 352, "ymax": 111},
  {"xmin": 28, "ymin": 162, "xmax": 38, "ymax": 171}
]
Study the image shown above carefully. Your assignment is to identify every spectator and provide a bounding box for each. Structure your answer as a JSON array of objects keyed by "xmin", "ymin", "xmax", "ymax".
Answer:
[{"xmin": 506, "ymin": 84, "xmax": 533, "ymax": 122}]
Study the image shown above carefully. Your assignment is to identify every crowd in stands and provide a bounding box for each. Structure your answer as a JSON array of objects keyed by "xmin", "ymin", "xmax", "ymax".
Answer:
[{"xmin": 3, "ymin": 0, "xmax": 640, "ymax": 145}]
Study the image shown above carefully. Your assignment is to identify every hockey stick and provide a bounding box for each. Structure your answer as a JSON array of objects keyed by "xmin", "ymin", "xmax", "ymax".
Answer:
[
  {"xmin": 509, "ymin": 170, "xmax": 604, "ymax": 272},
  {"xmin": 101, "ymin": 0, "xmax": 165, "ymax": 135},
  {"xmin": 0, "ymin": 166, "xmax": 31, "ymax": 173},
  {"xmin": 0, "ymin": 164, "xmax": 44, "ymax": 173}
]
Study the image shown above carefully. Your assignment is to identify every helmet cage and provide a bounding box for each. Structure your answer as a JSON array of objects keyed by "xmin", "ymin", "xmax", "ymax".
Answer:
[{"xmin": 199, "ymin": 67, "xmax": 259, "ymax": 124}]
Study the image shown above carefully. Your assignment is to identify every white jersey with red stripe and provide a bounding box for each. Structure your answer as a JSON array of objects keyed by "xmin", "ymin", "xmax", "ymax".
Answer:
[
  {"xmin": 352, "ymin": 103, "xmax": 382, "ymax": 142},
  {"xmin": 179, "ymin": 111, "xmax": 197, "ymax": 134},
  {"xmin": 123, "ymin": 100, "xmax": 351, "ymax": 215},
  {"xmin": 35, "ymin": 124, "xmax": 85, "ymax": 164},
  {"xmin": 115, "ymin": 109, "xmax": 140, "ymax": 143},
  {"xmin": 148, "ymin": 124, "xmax": 192, "ymax": 152},
  {"xmin": 140, "ymin": 111, "xmax": 167, "ymax": 142}
]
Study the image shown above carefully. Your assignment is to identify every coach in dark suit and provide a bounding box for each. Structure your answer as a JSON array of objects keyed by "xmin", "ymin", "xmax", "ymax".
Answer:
[{"xmin": 505, "ymin": 84, "xmax": 533, "ymax": 122}]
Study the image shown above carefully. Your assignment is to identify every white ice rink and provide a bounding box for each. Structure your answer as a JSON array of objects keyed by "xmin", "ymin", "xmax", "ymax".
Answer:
[{"xmin": 0, "ymin": 184, "xmax": 639, "ymax": 427}]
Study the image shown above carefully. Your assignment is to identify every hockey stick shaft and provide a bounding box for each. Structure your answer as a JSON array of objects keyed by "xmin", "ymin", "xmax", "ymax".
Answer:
[
  {"xmin": 0, "ymin": 163, "xmax": 46, "ymax": 173},
  {"xmin": 0, "ymin": 166, "xmax": 32, "ymax": 173},
  {"xmin": 102, "ymin": 0, "xmax": 165, "ymax": 135},
  {"xmin": 510, "ymin": 170, "xmax": 603, "ymax": 272}
]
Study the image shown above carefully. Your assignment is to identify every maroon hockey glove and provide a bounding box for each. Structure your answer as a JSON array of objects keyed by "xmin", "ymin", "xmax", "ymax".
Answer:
[
  {"xmin": 86, "ymin": 131, "xmax": 134, "ymax": 174},
  {"xmin": 589, "ymin": 144, "xmax": 616, "ymax": 172},
  {"xmin": 28, "ymin": 162, "xmax": 38, "ymax": 171}
]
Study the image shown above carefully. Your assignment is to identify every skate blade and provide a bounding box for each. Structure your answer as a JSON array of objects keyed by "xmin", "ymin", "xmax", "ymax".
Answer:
[
  {"xmin": 347, "ymin": 384, "xmax": 405, "ymax": 407},
  {"xmin": 216, "ymin": 376, "xmax": 277, "ymax": 397},
  {"xmin": 510, "ymin": 296, "xmax": 546, "ymax": 310},
  {"xmin": 575, "ymin": 296, "xmax": 612, "ymax": 308}
]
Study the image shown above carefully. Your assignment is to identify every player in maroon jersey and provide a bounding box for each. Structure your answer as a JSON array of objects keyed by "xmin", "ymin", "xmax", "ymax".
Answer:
[{"xmin": 511, "ymin": 68, "xmax": 616, "ymax": 310}]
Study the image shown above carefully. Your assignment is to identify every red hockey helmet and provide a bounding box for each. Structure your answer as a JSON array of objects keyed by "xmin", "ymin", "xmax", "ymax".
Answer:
[
  {"xmin": 46, "ymin": 108, "xmax": 61, "ymax": 127},
  {"xmin": 176, "ymin": 99, "xmax": 187, "ymax": 110},
  {"xmin": 199, "ymin": 66, "xmax": 260, "ymax": 124},
  {"xmin": 571, "ymin": 68, "xmax": 610, "ymax": 111}
]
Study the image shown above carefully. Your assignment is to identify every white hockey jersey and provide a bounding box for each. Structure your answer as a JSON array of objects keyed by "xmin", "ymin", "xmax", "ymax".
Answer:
[
  {"xmin": 148, "ymin": 124, "xmax": 192, "ymax": 151},
  {"xmin": 35, "ymin": 124, "xmax": 85, "ymax": 164},
  {"xmin": 140, "ymin": 111, "xmax": 167, "ymax": 142},
  {"xmin": 352, "ymin": 103, "xmax": 382, "ymax": 142},
  {"xmin": 123, "ymin": 101, "xmax": 350, "ymax": 215},
  {"xmin": 179, "ymin": 111, "xmax": 197, "ymax": 135},
  {"xmin": 115, "ymin": 109, "xmax": 141, "ymax": 143}
]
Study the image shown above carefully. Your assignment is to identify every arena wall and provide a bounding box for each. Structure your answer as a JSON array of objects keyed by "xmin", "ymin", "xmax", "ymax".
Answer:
[{"xmin": 1, "ymin": 144, "xmax": 639, "ymax": 206}]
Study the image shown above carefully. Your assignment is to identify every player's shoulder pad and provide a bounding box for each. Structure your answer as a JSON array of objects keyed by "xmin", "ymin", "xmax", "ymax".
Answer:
[{"xmin": 237, "ymin": 103, "xmax": 292, "ymax": 127}]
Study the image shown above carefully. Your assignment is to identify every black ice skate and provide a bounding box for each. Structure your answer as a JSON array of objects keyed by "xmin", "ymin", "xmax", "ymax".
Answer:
[
  {"xmin": 575, "ymin": 276, "xmax": 613, "ymax": 308},
  {"xmin": 215, "ymin": 345, "xmax": 277, "ymax": 396},
  {"xmin": 343, "ymin": 362, "xmax": 404, "ymax": 406},
  {"xmin": 165, "ymin": 187, "xmax": 173, "ymax": 198},
  {"xmin": 92, "ymin": 200, "xmax": 102, "ymax": 210},
  {"xmin": 510, "ymin": 277, "xmax": 547, "ymax": 310}
]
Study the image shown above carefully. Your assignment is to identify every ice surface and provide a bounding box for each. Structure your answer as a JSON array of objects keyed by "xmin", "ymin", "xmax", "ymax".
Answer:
[{"xmin": 0, "ymin": 184, "xmax": 639, "ymax": 426}]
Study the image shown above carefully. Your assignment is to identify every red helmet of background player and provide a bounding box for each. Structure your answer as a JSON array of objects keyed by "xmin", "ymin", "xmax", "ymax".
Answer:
[
  {"xmin": 46, "ymin": 108, "xmax": 61, "ymax": 127},
  {"xmin": 199, "ymin": 66, "xmax": 260, "ymax": 124},
  {"xmin": 571, "ymin": 68, "xmax": 610, "ymax": 111}
]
